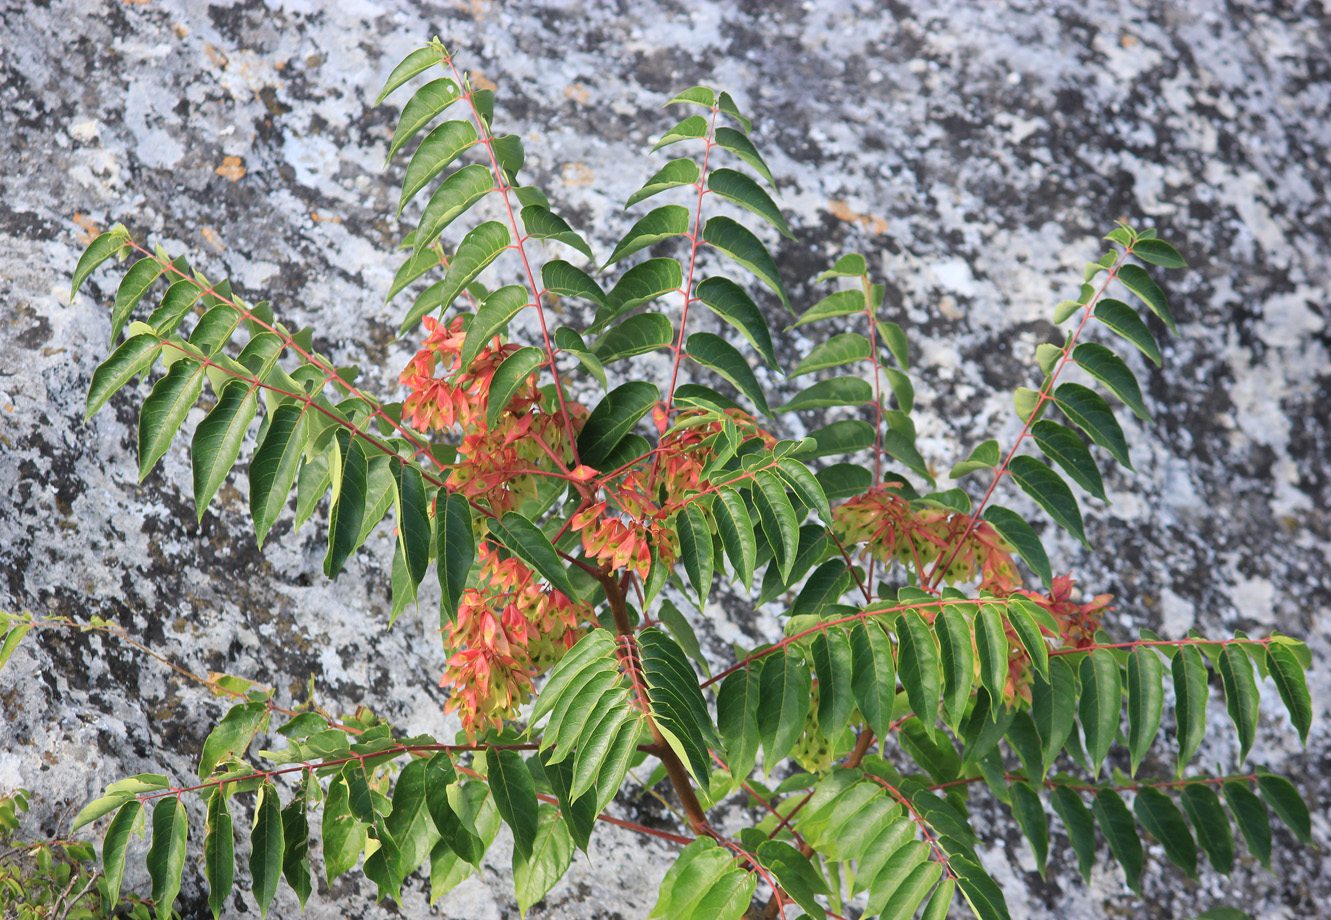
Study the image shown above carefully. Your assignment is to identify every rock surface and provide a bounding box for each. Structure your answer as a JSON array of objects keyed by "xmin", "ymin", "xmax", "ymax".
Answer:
[{"xmin": 1, "ymin": 1, "xmax": 1328, "ymax": 918}]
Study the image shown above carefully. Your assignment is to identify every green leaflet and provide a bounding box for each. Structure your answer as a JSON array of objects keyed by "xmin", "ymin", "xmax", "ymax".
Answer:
[
  {"xmin": 248, "ymin": 404, "xmax": 304, "ymax": 545},
  {"xmin": 386, "ymin": 77, "xmax": 463, "ymax": 163},
  {"xmin": 1223, "ymin": 780, "xmax": 1271, "ymax": 870},
  {"xmin": 756, "ymin": 840, "xmax": 829, "ymax": 919},
  {"xmin": 850, "ymin": 620, "xmax": 896, "ymax": 741},
  {"xmin": 1091, "ymin": 788, "xmax": 1143, "ymax": 893},
  {"xmin": 385, "ymin": 757, "xmax": 439, "ymax": 881},
  {"xmin": 640, "ymin": 627, "xmax": 718, "ymax": 782},
  {"xmin": 949, "ymin": 853, "xmax": 1009, "ymax": 920},
  {"xmin": 757, "ymin": 646, "xmax": 811, "ymax": 771},
  {"xmin": 597, "ymin": 259, "xmax": 682, "ymax": 325},
  {"xmin": 790, "ymin": 561, "xmax": 853, "ymax": 618},
  {"xmin": 1181, "ymin": 783, "xmax": 1233, "ymax": 874},
  {"xmin": 1078, "ymin": 648, "xmax": 1122, "ymax": 779},
  {"xmin": 604, "ymin": 204, "xmax": 691, "ymax": 266},
  {"xmin": 487, "ymin": 511, "xmax": 575, "ymax": 599},
  {"xmin": 790, "ymin": 289, "xmax": 863, "ymax": 328},
  {"xmin": 657, "ymin": 599, "xmax": 708, "ymax": 676},
  {"xmin": 138, "ymin": 358, "xmax": 206, "ymax": 480},
  {"xmin": 1005, "ymin": 600, "xmax": 1049, "ymax": 680},
  {"xmin": 576, "ymin": 380, "xmax": 659, "ymax": 468},
  {"xmin": 752, "ymin": 469, "xmax": 798, "ymax": 581},
  {"xmin": 404, "ymin": 220, "xmax": 510, "ymax": 332},
  {"xmin": 1055, "ymin": 382, "xmax": 1133, "ymax": 470},
  {"xmin": 553, "ymin": 326, "xmax": 608, "ymax": 389},
  {"xmin": 514, "ymin": 804, "xmax": 574, "ymax": 915},
  {"xmin": 1130, "ymin": 238, "xmax": 1187, "ymax": 269},
  {"xmin": 707, "ymin": 168, "xmax": 793, "ymax": 238},
  {"xmin": 676, "ymin": 501, "xmax": 714, "ymax": 603},
  {"xmin": 87, "ymin": 333, "xmax": 163, "ymax": 420},
  {"xmin": 198, "ymin": 700, "xmax": 269, "ymax": 779},
  {"xmin": 790, "ymin": 332, "xmax": 871, "ymax": 377},
  {"xmin": 398, "ymin": 120, "xmax": 478, "ymax": 214},
  {"xmin": 981, "ymin": 505, "xmax": 1053, "ymax": 587},
  {"xmin": 324, "ymin": 434, "xmax": 370, "ymax": 578},
  {"xmin": 694, "ymin": 275, "xmax": 779, "ymax": 368},
  {"xmin": 1126, "ymin": 645, "xmax": 1165, "ymax": 776},
  {"xmin": 950, "ymin": 438, "xmax": 1001, "ymax": 479},
  {"xmin": 391, "ymin": 459, "xmax": 431, "ymax": 594},
  {"xmin": 717, "ymin": 665, "xmax": 761, "ymax": 781},
  {"xmin": 975, "ymin": 605, "xmax": 1008, "ymax": 713},
  {"xmin": 492, "ymin": 134, "xmax": 524, "ymax": 182},
  {"xmin": 1030, "ymin": 419, "xmax": 1106, "ymax": 501},
  {"xmin": 322, "ymin": 775, "xmax": 367, "ymax": 881},
  {"xmin": 429, "ymin": 783, "xmax": 500, "ymax": 902},
  {"xmin": 376, "ymin": 45, "xmax": 444, "ymax": 104},
  {"xmin": 387, "ymin": 246, "xmax": 443, "ymax": 304},
  {"xmin": 192, "ymin": 380, "xmax": 257, "ymax": 522},
  {"xmin": 1266, "ymin": 642, "xmax": 1312, "ymax": 744},
  {"xmin": 1256, "ymin": 772, "xmax": 1312, "ymax": 845},
  {"xmin": 714, "ymin": 126, "xmax": 775, "ymax": 186},
  {"xmin": 664, "ymin": 85, "xmax": 715, "ymax": 108},
  {"xmin": 878, "ymin": 320, "xmax": 910, "ymax": 369},
  {"xmin": 701, "ymin": 215, "xmax": 790, "ymax": 310},
  {"xmin": 1117, "ymin": 262, "xmax": 1177, "ymax": 333},
  {"xmin": 811, "ymin": 626, "xmax": 854, "ymax": 739},
  {"xmin": 687, "ymin": 332, "xmax": 769, "ymax": 415},
  {"xmin": 250, "ymin": 785, "xmax": 285, "ymax": 917},
  {"xmin": 486, "ymin": 346, "xmax": 545, "ymax": 427},
  {"xmin": 1073, "ymin": 342, "xmax": 1150, "ymax": 421},
  {"xmin": 489, "ymin": 749, "xmax": 539, "ymax": 861},
  {"xmin": 460, "ymin": 284, "xmax": 529, "ymax": 368},
  {"xmin": 104, "ymin": 800, "xmax": 143, "ymax": 908},
  {"xmin": 921, "ymin": 878, "xmax": 955, "ymax": 920},
  {"xmin": 775, "ymin": 457, "xmax": 831, "ymax": 524},
  {"xmin": 1094, "ymin": 298, "xmax": 1163, "ymax": 366},
  {"xmin": 73, "ymin": 793, "xmax": 136, "ymax": 832},
  {"xmin": 800, "ymin": 419, "xmax": 876, "ymax": 459},
  {"xmin": 112, "ymin": 257, "xmax": 166, "ymax": 343},
  {"xmin": 147, "ymin": 797, "xmax": 189, "ymax": 920},
  {"xmin": 543, "ymin": 259, "xmax": 606, "ymax": 307},
  {"xmin": 779, "ymin": 377, "xmax": 873, "ymax": 413},
  {"xmin": 1218, "ymin": 643, "xmax": 1259, "ymax": 764},
  {"xmin": 1050, "ymin": 786, "xmax": 1096, "ymax": 882},
  {"xmin": 817, "ymin": 253, "xmax": 867, "ymax": 280},
  {"xmin": 1134, "ymin": 786, "xmax": 1197, "ymax": 877},
  {"xmin": 1006, "ymin": 454, "xmax": 1088, "ymax": 547},
  {"xmin": 896, "ymin": 610, "xmax": 941, "ymax": 738},
  {"xmin": 71, "ymin": 223, "xmax": 132, "ymax": 303},
  {"xmin": 626, "ymin": 157, "xmax": 700, "ymax": 208},
  {"xmin": 521, "ymin": 206, "xmax": 595, "ymax": 262},
  {"xmin": 649, "ymin": 837, "xmax": 756, "ymax": 920},
  {"xmin": 651, "ymin": 114, "xmax": 708, "ymax": 152},
  {"xmin": 281, "ymin": 794, "xmax": 313, "ymax": 909},
  {"xmin": 713, "ymin": 487, "xmax": 756, "ymax": 590},
  {"xmin": 594, "ymin": 314, "xmax": 675, "ymax": 368},
  {"xmin": 540, "ymin": 751, "xmax": 598, "ymax": 853},
  {"xmin": 936, "ymin": 605, "xmax": 975, "ymax": 730},
  {"xmin": 1172, "ymin": 644, "xmax": 1209, "ymax": 774},
  {"xmin": 1009, "ymin": 782, "xmax": 1049, "ymax": 876}
]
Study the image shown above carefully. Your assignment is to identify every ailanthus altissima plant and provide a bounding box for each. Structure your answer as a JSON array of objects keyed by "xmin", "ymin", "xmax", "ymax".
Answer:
[{"xmin": 23, "ymin": 37, "xmax": 1315, "ymax": 920}]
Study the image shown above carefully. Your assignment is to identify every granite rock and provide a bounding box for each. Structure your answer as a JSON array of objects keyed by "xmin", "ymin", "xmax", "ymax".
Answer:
[{"xmin": 1, "ymin": 1, "xmax": 1328, "ymax": 918}]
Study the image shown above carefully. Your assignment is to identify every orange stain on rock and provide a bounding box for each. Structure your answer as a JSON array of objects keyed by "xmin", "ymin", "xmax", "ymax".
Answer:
[
  {"xmin": 827, "ymin": 199, "xmax": 888, "ymax": 235},
  {"xmin": 215, "ymin": 156, "xmax": 246, "ymax": 182},
  {"xmin": 562, "ymin": 163, "xmax": 595, "ymax": 187}
]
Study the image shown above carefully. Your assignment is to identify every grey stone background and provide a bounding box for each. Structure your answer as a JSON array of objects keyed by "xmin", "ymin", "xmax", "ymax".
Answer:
[{"xmin": 1, "ymin": 0, "xmax": 1327, "ymax": 918}]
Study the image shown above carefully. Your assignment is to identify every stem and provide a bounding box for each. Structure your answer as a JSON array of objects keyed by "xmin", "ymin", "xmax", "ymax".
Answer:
[
  {"xmin": 444, "ymin": 58, "xmax": 580, "ymax": 465},
  {"xmin": 925, "ymin": 251, "xmax": 1127, "ymax": 588}
]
